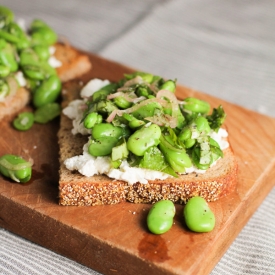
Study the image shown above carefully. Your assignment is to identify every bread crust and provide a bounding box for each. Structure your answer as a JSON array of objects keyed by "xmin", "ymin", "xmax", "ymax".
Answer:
[
  {"xmin": 0, "ymin": 43, "xmax": 92, "ymax": 121},
  {"xmin": 0, "ymin": 87, "xmax": 30, "ymax": 121},
  {"xmin": 58, "ymin": 80, "xmax": 238, "ymax": 206}
]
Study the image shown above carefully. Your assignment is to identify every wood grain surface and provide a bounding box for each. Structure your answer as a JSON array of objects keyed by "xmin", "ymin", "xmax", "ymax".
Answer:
[{"xmin": 1, "ymin": 52, "xmax": 275, "ymax": 275}]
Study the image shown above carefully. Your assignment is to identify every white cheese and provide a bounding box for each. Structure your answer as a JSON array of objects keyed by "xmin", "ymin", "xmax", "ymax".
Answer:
[
  {"xmin": 64, "ymin": 142, "xmax": 170, "ymax": 184},
  {"xmin": 62, "ymin": 99, "xmax": 90, "ymax": 135},
  {"xmin": 48, "ymin": 56, "xmax": 62, "ymax": 68},
  {"xmin": 80, "ymin": 78, "xmax": 110, "ymax": 98},
  {"xmin": 15, "ymin": 71, "xmax": 27, "ymax": 87},
  {"xmin": 210, "ymin": 128, "xmax": 229, "ymax": 150},
  {"xmin": 62, "ymin": 79, "xmax": 111, "ymax": 135}
]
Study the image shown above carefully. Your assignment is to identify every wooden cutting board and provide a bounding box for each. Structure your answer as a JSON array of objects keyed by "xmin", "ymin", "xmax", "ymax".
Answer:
[{"xmin": 1, "ymin": 52, "xmax": 275, "ymax": 275}]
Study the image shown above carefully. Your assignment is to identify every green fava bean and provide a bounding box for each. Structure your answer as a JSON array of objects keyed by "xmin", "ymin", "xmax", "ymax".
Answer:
[
  {"xmin": 0, "ymin": 154, "xmax": 32, "ymax": 183},
  {"xmin": 0, "ymin": 29, "xmax": 20, "ymax": 44},
  {"xmin": 122, "ymin": 113, "xmax": 145, "ymax": 129},
  {"xmin": 34, "ymin": 102, "xmax": 61, "ymax": 124},
  {"xmin": 22, "ymin": 64, "xmax": 45, "ymax": 80},
  {"xmin": 184, "ymin": 196, "xmax": 215, "ymax": 233},
  {"xmin": 92, "ymin": 83, "xmax": 117, "ymax": 102},
  {"xmin": 88, "ymin": 137, "xmax": 118, "ymax": 157},
  {"xmin": 178, "ymin": 127, "xmax": 192, "ymax": 142},
  {"xmin": 183, "ymin": 97, "xmax": 210, "ymax": 114},
  {"xmin": 0, "ymin": 43, "xmax": 18, "ymax": 72},
  {"xmin": 184, "ymin": 138, "xmax": 196, "ymax": 149},
  {"xmin": 84, "ymin": 112, "xmax": 102, "ymax": 129},
  {"xmin": 125, "ymin": 71, "xmax": 154, "ymax": 83},
  {"xmin": 19, "ymin": 48, "xmax": 39, "ymax": 66},
  {"xmin": 33, "ymin": 75, "xmax": 61, "ymax": 108},
  {"xmin": 147, "ymin": 200, "xmax": 175, "ymax": 234},
  {"xmin": 0, "ymin": 6, "xmax": 14, "ymax": 26},
  {"xmin": 114, "ymin": 96, "xmax": 132, "ymax": 109},
  {"xmin": 195, "ymin": 116, "xmax": 211, "ymax": 134},
  {"xmin": 127, "ymin": 124, "xmax": 161, "ymax": 156},
  {"xmin": 13, "ymin": 112, "xmax": 34, "ymax": 131},
  {"xmin": 8, "ymin": 22, "xmax": 30, "ymax": 49},
  {"xmin": 160, "ymin": 80, "xmax": 176, "ymax": 93},
  {"xmin": 32, "ymin": 45, "xmax": 50, "ymax": 61},
  {"xmin": 92, "ymin": 123, "xmax": 124, "ymax": 140},
  {"xmin": 159, "ymin": 135, "xmax": 192, "ymax": 173},
  {"xmin": 31, "ymin": 20, "xmax": 57, "ymax": 46},
  {"xmin": 132, "ymin": 101, "xmax": 162, "ymax": 120},
  {"xmin": 0, "ymin": 65, "xmax": 10, "ymax": 77}
]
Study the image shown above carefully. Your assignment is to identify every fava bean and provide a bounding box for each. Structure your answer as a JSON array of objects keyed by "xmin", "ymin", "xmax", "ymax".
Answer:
[
  {"xmin": 132, "ymin": 101, "xmax": 162, "ymax": 120},
  {"xmin": 0, "ymin": 64, "xmax": 10, "ymax": 77},
  {"xmin": 127, "ymin": 124, "xmax": 161, "ymax": 156},
  {"xmin": 33, "ymin": 75, "xmax": 61, "ymax": 108},
  {"xmin": 178, "ymin": 127, "xmax": 192, "ymax": 142},
  {"xmin": 0, "ymin": 6, "xmax": 14, "ymax": 26},
  {"xmin": 184, "ymin": 138, "xmax": 196, "ymax": 149},
  {"xmin": 183, "ymin": 196, "xmax": 215, "ymax": 232},
  {"xmin": 34, "ymin": 102, "xmax": 61, "ymax": 124},
  {"xmin": 125, "ymin": 71, "xmax": 154, "ymax": 83},
  {"xmin": 0, "ymin": 43, "xmax": 18, "ymax": 72},
  {"xmin": 84, "ymin": 112, "xmax": 102, "ymax": 129},
  {"xmin": 195, "ymin": 116, "xmax": 211, "ymax": 134},
  {"xmin": 183, "ymin": 97, "xmax": 210, "ymax": 114},
  {"xmin": 114, "ymin": 96, "xmax": 132, "ymax": 109},
  {"xmin": 32, "ymin": 45, "xmax": 50, "ymax": 61},
  {"xmin": 92, "ymin": 123, "xmax": 124, "ymax": 140},
  {"xmin": 0, "ymin": 29, "xmax": 20, "ymax": 44},
  {"xmin": 160, "ymin": 79, "xmax": 176, "ymax": 93},
  {"xmin": 13, "ymin": 112, "xmax": 34, "ymax": 131},
  {"xmin": 122, "ymin": 113, "xmax": 145, "ymax": 129},
  {"xmin": 22, "ymin": 64, "xmax": 45, "ymax": 80},
  {"xmin": 7, "ymin": 22, "xmax": 30, "ymax": 49},
  {"xmin": 30, "ymin": 19, "xmax": 57, "ymax": 46},
  {"xmin": 0, "ymin": 154, "xmax": 32, "ymax": 183},
  {"xmin": 159, "ymin": 135, "xmax": 192, "ymax": 173},
  {"xmin": 19, "ymin": 48, "xmax": 40, "ymax": 66},
  {"xmin": 88, "ymin": 136, "xmax": 118, "ymax": 157},
  {"xmin": 147, "ymin": 200, "xmax": 175, "ymax": 234},
  {"xmin": 92, "ymin": 83, "xmax": 117, "ymax": 102}
]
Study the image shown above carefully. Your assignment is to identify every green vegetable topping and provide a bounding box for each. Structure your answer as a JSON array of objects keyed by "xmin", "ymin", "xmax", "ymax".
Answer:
[{"xmin": 78, "ymin": 71, "xmax": 227, "ymax": 176}]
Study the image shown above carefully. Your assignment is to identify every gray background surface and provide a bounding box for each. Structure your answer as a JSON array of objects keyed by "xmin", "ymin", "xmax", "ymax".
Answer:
[{"xmin": 0, "ymin": 1, "xmax": 275, "ymax": 274}]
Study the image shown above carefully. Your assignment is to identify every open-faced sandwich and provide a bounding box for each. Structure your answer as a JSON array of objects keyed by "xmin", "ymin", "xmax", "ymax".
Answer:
[
  {"xmin": 58, "ymin": 72, "xmax": 238, "ymax": 206},
  {"xmin": 0, "ymin": 6, "xmax": 91, "ymax": 123}
]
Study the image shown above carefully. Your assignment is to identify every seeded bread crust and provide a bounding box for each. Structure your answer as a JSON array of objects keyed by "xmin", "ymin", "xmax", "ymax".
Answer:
[
  {"xmin": 58, "ymin": 80, "xmax": 238, "ymax": 206},
  {"xmin": 0, "ymin": 43, "xmax": 91, "ymax": 121}
]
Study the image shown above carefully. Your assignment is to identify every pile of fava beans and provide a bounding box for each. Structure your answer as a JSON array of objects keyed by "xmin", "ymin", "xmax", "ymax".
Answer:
[{"xmin": 0, "ymin": 5, "xmax": 61, "ymax": 131}]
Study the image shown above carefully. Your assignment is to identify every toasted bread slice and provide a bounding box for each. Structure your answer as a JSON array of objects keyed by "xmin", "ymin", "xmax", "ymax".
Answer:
[
  {"xmin": 0, "ymin": 87, "xmax": 30, "ymax": 121},
  {"xmin": 54, "ymin": 43, "xmax": 92, "ymax": 82},
  {"xmin": 58, "ymin": 80, "xmax": 238, "ymax": 206},
  {"xmin": 0, "ymin": 43, "xmax": 91, "ymax": 121}
]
